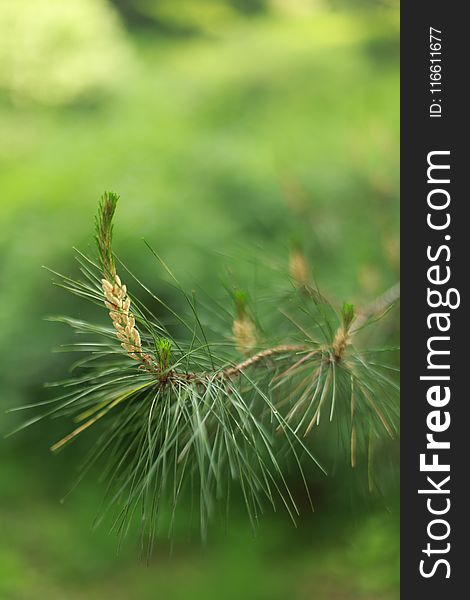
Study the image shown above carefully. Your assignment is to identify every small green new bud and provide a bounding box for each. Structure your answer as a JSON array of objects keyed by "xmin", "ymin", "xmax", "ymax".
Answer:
[
  {"xmin": 341, "ymin": 302, "xmax": 355, "ymax": 331},
  {"xmin": 155, "ymin": 338, "xmax": 172, "ymax": 371},
  {"xmin": 233, "ymin": 289, "xmax": 249, "ymax": 318}
]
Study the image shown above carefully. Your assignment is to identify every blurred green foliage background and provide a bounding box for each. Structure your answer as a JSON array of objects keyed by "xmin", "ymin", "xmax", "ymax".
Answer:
[{"xmin": 0, "ymin": 1, "xmax": 399, "ymax": 598}]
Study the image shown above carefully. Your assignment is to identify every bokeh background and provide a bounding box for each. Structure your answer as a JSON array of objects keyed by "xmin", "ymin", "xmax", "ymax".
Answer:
[{"xmin": 0, "ymin": 1, "xmax": 399, "ymax": 598}]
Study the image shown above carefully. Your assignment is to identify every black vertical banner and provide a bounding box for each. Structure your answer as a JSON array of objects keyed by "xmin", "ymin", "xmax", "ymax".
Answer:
[{"xmin": 401, "ymin": 3, "xmax": 467, "ymax": 598}]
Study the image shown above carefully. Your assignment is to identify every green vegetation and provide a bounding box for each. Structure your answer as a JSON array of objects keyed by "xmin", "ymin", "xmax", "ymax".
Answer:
[{"xmin": 0, "ymin": 3, "xmax": 399, "ymax": 599}]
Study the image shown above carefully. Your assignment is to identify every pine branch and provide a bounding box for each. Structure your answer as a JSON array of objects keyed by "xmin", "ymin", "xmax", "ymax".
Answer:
[
  {"xmin": 353, "ymin": 282, "xmax": 400, "ymax": 331},
  {"xmin": 12, "ymin": 192, "xmax": 400, "ymax": 548}
]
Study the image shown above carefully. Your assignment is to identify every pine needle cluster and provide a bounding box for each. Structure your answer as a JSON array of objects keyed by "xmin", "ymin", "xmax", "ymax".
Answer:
[{"xmin": 10, "ymin": 192, "xmax": 399, "ymax": 548}]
